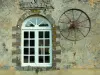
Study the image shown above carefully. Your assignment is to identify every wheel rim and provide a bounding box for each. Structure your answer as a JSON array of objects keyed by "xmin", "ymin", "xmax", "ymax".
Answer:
[{"xmin": 58, "ymin": 8, "xmax": 91, "ymax": 41}]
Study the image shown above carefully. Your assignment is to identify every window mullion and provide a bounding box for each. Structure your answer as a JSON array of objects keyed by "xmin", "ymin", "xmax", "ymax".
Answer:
[
  {"xmin": 35, "ymin": 30, "xmax": 38, "ymax": 65},
  {"xmin": 29, "ymin": 31, "xmax": 30, "ymax": 63},
  {"xmin": 44, "ymin": 31, "xmax": 45, "ymax": 63}
]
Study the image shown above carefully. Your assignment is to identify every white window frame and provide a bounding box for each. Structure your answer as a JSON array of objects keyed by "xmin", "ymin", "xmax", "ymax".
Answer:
[{"xmin": 21, "ymin": 16, "xmax": 52, "ymax": 67}]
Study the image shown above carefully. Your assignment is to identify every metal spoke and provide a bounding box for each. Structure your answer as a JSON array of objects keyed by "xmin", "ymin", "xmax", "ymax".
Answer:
[
  {"xmin": 78, "ymin": 25, "xmax": 90, "ymax": 28},
  {"xmin": 58, "ymin": 9, "xmax": 91, "ymax": 41},
  {"xmin": 59, "ymin": 21, "xmax": 66, "ymax": 24},
  {"xmin": 64, "ymin": 13, "xmax": 71, "ymax": 22},
  {"xmin": 72, "ymin": 10, "xmax": 75, "ymax": 21},
  {"xmin": 74, "ymin": 29, "xmax": 77, "ymax": 41},
  {"xmin": 59, "ymin": 20, "xmax": 71, "ymax": 25},
  {"xmin": 66, "ymin": 29, "xmax": 70, "ymax": 39},
  {"xmin": 78, "ymin": 29, "xmax": 85, "ymax": 37},
  {"xmin": 76, "ymin": 12, "xmax": 82, "ymax": 21},
  {"xmin": 60, "ymin": 26, "xmax": 68, "ymax": 32},
  {"xmin": 78, "ymin": 18, "xmax": 88, "ymax": 24},
  {"xmin": 59, "ymin": 20, "xmax": 71, "ymax": 30}
]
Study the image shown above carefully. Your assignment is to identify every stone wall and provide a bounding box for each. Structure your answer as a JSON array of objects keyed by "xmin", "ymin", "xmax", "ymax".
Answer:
[{"xmin": 0, "ymin": 0, "xmax": 100, "ymax": 71}]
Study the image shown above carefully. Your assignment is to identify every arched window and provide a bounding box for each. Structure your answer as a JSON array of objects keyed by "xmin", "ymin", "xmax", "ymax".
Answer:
[{"xmin": 21, "ymin": 16, "xmax": 52, "ymax": 67}]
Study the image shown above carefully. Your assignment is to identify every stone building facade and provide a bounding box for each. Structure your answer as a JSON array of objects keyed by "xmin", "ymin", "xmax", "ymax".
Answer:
[{"xmin": 0, "ymin": 0, "xmax": 100, "ymax": 75}]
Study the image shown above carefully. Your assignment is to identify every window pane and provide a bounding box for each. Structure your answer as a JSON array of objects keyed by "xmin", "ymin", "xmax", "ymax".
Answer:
[
  {"xmin": 45, "ymin": 39, "xmax": 49, "ymax": 46},
  {"xmin": 30, "ymin": 56, "xmax": 35, "ymax": 63},
  {"xmin": 24, "ymin": 32, "xmax": 28, "ymax": 38},
  {"xmin": 45, "ymin": 48, "xmax": 49, "ymax": 54},
  {"xmin": 39, "ymin": 24, "xmax": 48, "ymax": 27},
  {"xmin": 24, "ymin": 48, "xmax": 29, "ymax": 54},
  {"xmin": 39, "ymin": 56, "xmax": 43, "ymax": 63},
  {"xmin": 24, "ymin": 56, "xmax": 28, "ymax": 63},
  {"xmin": 30, "ymin": 48, "xmax": 34, "ymax": 54},
  {"xmin": 45, "ymin": 31, "xmax": 49, "ymax": 38},
  {"xmin": 39, "ymin": 48, "xmax": 44, "ymax": 54},
  {"xmin": 30, "ymin": 40, "xmax": 34, "ymax": 46},
  {"xmin": 30, "ymin": 32, "xmax": 34, "ymax": 38},
  {"xmin": 26, "ymin": 24, "xmax": 34, "ymax": 27},
  {"xmin": 45, "ymin": 56, "xmax": 50, "ymax": 63},
  {"xmin": 24, "ymin": 40, "xmax": 29, "ymax": 46},
  {"xmin": 39, "ymin": 40, "xmax": 43, "ymax": 46},
  {"xmin": 29, "ymin": 24, "xmax": 34, "ymax": 27},
  {"xmin": 39, "ymin": 32, "xmax": 43, "ymax": 38}
]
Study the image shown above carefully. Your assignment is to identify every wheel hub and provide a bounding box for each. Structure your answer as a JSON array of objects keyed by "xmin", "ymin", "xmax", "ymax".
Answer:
[{"xmin": 69, "ymin": 21, "xmax": 79, "ymax": 29}]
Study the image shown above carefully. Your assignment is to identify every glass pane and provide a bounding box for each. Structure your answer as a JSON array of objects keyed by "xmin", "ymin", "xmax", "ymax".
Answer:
[
  {"xmin": 24, "ymin": 32, "xmax": 28, "ymax": 38},
  {"xmin": 24, "ymin": 56, "xmax": 28, "ymax": 63},
  {"xmin": 45, "ymin": 48, "xmax": 49, "ymax": 54},
  {"xmin": 45, "ymin": 31, "xmax": 49, "ymax": 38},
  {"xmin": 24, "ymin": 48, "xmax": 29, "ymax": 54},
  {"xmin": 30, "ymin": 56, "xmax": 34, "ymax": 63},
  {"xmin": 39, "ymin": 40, "xmax": 43, "ymax": 46},
  {"xmin": 26, "ymin": 24, "xmax": 34, "ymax": 27},
  {"xmin": 29, "ymin": 24, "xmax": 34, "ymax": 27},
  {"xmin": 30, "ymin": 40, "xmax": 34, "ymax": 46},
  {"xmin": 39, "ymin": 56, "xmax": 43, "ymax": 63},
  {"xmin": 24, "ymin": 40, "xmax": 29, "ymax": 46},
  {"xmin": 45, "ymin": 56, "xmax": 50, "ymax": 63},
  {"xmin": 39, "ymin": 48, "xmax": 44, "ymax": 54},
  {"xmin": 39, "ymin": 24, "xmax": 48, "ymax": 27},
  {"xmin": 39, "ymin": 32, "xmax": 43, "ymax": 38},
  {"xmin": 45, "ymin": 39, "xmax": 49, "ymax": 46},
  {"xmin": 30, "ymin": 48, "xmax": 34, "ymax": 54},
  {"xmin": 30, "ymin": 32, "xmax": 34, "ymax": 38}
]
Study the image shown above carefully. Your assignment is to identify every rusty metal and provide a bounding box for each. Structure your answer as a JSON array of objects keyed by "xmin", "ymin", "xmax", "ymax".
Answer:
[{"xmin": 58, "ymin": 8, "xmax": 91, "ymax": 42}]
